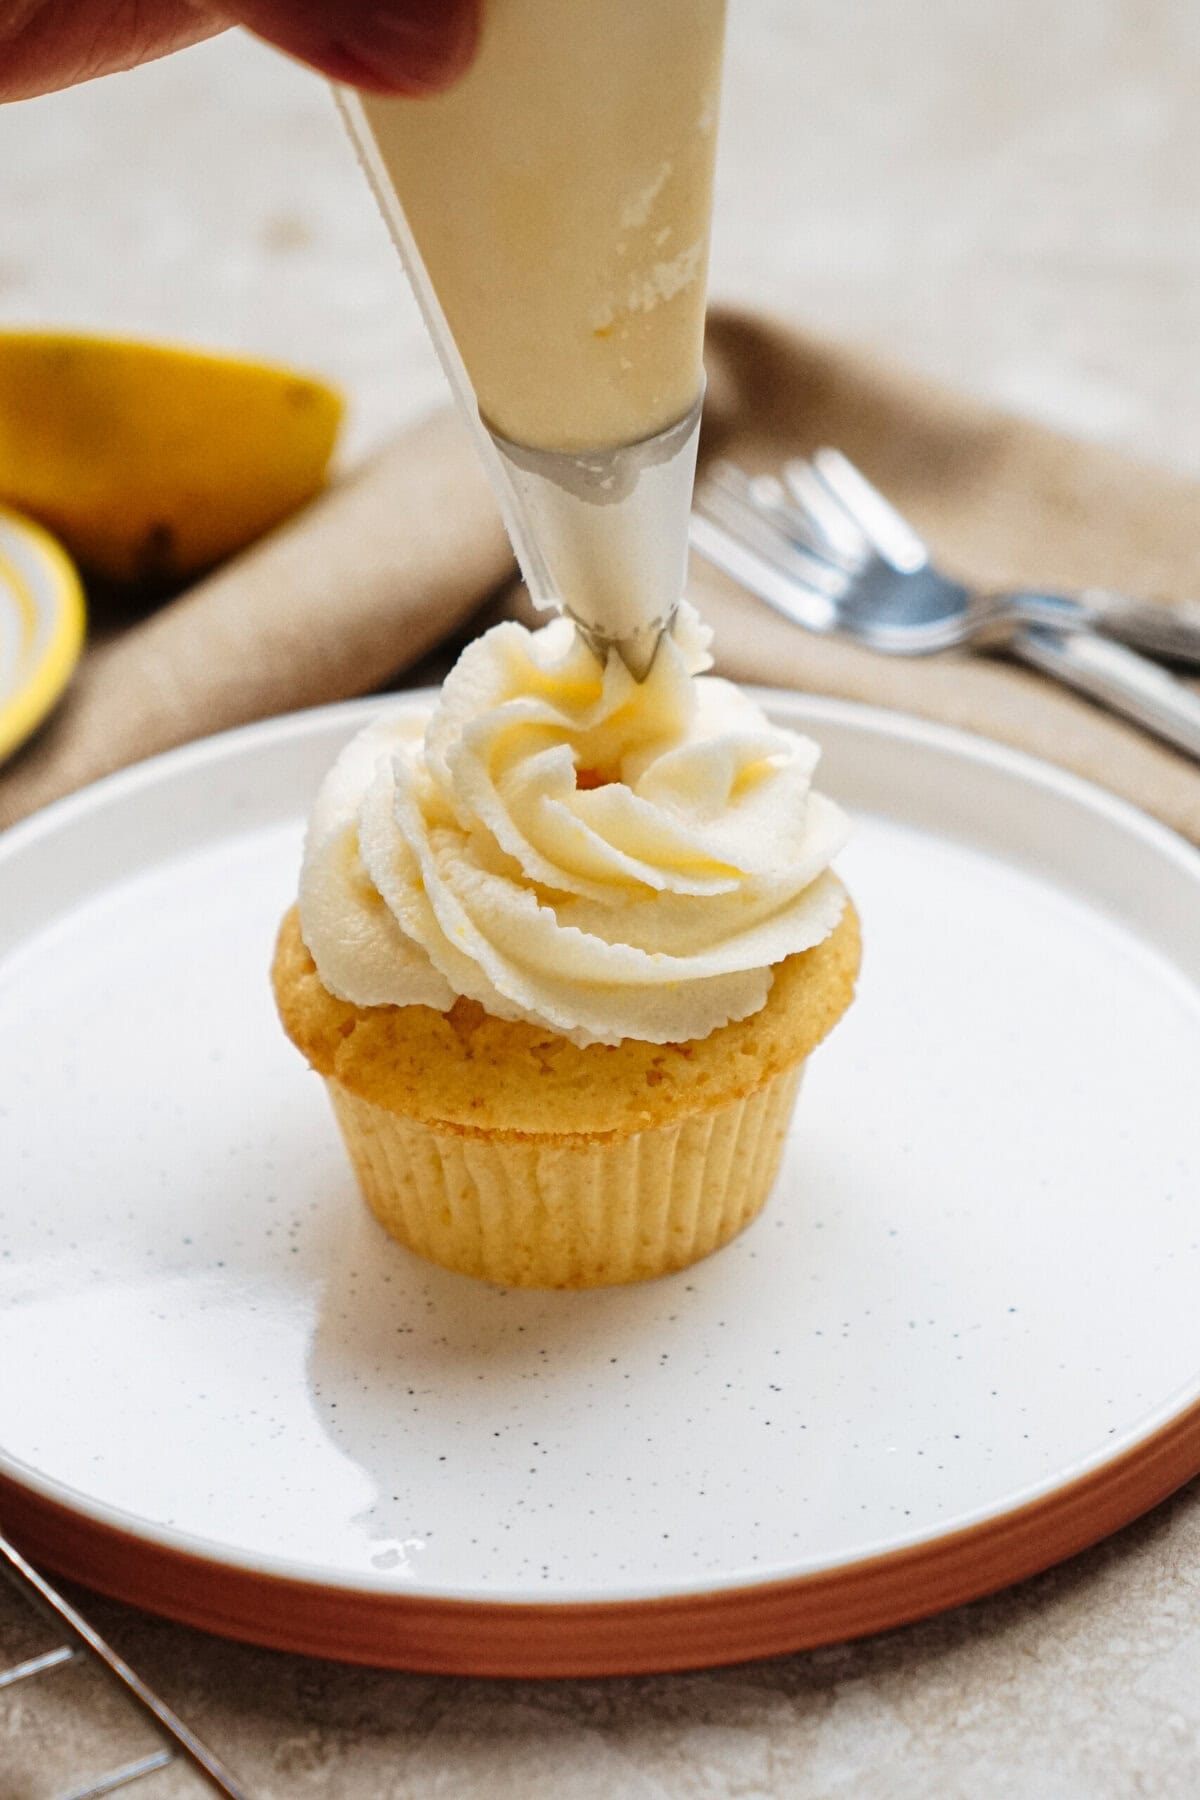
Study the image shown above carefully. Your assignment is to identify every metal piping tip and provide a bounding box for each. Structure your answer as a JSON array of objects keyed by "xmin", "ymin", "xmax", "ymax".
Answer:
[
  {"xmin": 488, "ymin": 390, "xmax": 703, "ymax": 682},
  {"xmin": 571, "ymin": 610, "xmax": 678, "ymax": 681}
]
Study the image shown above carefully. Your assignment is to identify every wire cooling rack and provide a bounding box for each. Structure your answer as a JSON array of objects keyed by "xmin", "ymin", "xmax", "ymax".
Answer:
[{"xmin": 0, "ymin": 1528, "xmax": 248, "ymax": 1799}]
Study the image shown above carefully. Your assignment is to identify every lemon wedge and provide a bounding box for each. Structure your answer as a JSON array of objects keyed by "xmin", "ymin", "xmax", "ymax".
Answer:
[{"xmin": 0, "ymin": 332, "xmax": 343, "ymax": 586}]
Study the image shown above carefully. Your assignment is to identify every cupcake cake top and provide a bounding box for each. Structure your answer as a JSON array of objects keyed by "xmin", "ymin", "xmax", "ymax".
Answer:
[{"xmin": 299, "ymin": 604, "xmax": 848, "ymax": 1047}]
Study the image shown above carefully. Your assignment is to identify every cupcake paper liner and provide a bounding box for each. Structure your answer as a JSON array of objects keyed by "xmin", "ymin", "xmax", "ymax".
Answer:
[{"xmin": 326, "ymin": 1062, "xmax": 805, "ymax": 1288}]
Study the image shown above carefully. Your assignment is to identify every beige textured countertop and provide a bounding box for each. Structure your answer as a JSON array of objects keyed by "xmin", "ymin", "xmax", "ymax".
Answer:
[{"xmin": 2, "ymin": 4, "xmax": 1199, "ymax": 1793}]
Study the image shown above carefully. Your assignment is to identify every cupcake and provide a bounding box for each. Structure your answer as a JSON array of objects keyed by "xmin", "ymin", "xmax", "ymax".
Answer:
[{"xmin": 272, "ymin": 604, "xmax": 859, "ymax": 1288}]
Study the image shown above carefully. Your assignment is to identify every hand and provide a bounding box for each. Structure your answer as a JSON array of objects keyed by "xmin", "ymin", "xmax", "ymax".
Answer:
[{"xmin": 0, "ymin": 0, "xmax": 480, "ymax": 103}]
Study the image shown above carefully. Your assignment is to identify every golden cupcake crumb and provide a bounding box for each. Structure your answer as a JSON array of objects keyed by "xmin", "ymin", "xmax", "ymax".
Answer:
[{"xmin": 271, "ymin": 900, "xmax": 861, "ymax": 1143}]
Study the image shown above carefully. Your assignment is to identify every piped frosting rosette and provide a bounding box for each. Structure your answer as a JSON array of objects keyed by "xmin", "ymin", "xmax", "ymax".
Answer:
[{"xmin": 299, "ymin": 605, "xmax": 849, "ymax": 1047}]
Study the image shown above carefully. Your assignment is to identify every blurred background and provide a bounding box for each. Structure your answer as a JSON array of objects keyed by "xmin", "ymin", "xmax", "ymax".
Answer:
[{"xmin": 1, "ymin": 0, "xmax": 1196, "ymax": 475}]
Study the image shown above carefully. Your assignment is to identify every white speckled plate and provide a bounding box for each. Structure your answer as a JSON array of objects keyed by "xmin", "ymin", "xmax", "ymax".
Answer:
[{"xmin": 1, "ymin": 695, "xmax": 1199, "ymax": 1676}]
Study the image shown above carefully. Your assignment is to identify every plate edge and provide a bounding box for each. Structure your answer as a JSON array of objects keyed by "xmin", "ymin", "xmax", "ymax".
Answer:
[
  {"xmin": 3, "ymin": 690, "xmax": 1198, "ymax": 881},
  {"xmin": 3, "ymin": 1395, "xmax": 1198, "ymax": 1675}
]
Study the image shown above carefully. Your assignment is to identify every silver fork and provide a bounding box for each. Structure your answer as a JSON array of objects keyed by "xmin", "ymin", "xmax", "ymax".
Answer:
[{"xmin": 690, "ymin": 450, "xmax": 1200, "ymax": 762}]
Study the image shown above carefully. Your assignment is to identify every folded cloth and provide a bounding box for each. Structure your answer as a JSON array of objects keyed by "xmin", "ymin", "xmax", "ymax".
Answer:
[{"xmin": 2, "ymin": 309, "xmax": 1198, "ymax": 840}]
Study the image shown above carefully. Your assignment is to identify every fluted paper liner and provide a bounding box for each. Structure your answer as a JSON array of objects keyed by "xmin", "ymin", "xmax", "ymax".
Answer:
[{"xmin": 325, "ymin": 1063, "xmax": 805, "ymax": 1288}]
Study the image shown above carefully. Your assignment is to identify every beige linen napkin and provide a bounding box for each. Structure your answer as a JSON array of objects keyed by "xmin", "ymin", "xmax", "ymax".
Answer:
[{"xmin": 3, "ymin": 309, "xmax": 1199, "ymax": 839}]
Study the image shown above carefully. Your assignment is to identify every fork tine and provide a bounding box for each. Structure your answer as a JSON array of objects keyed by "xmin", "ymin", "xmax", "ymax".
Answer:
[
  {"xmin": 810, "ymin": 449, "xmax": 930, "ymax": 573},
  {"xmin": 708, "ymin": 459, "xmax": 864, "ymax": 574},
  {"xmin": 781, "ymin": 459, "xmax": 870, "ymax": 563},
  {"xmin": 746, "ymin": 472, "xmax": 789, "ymax": 514},
  {"xmin": 688, "ymin": 507, "xmax": 841, "ymax": 635},
  {"xmin": 705, "ymin": 459, "xmax": 759, "ymax": 502},
  {"xmin": 762, "ymin": 471, "xmax": 867, "ymax": 573},
  {"xmin": 694, "ymin": 475, "xmax": 849, "ymax": 598}
]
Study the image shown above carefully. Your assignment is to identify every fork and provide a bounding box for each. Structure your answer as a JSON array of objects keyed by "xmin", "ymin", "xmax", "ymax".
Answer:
[{"xmin": 690, "ymin": 450, "xmax": 1200, "ymax": 762}]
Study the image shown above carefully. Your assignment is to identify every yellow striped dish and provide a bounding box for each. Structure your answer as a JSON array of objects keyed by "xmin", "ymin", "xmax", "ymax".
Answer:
[{"xmin": 0, "ymin": 505, "xmax": 85, "ymax": 765}]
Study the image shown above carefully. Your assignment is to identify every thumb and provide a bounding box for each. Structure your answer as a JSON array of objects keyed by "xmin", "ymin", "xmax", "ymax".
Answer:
[{"xmin": 226, "ymin": 0, "xmax": 481, "ymax": 94}]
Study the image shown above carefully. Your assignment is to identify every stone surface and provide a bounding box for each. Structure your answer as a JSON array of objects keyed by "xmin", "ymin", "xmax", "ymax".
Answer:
[{"xmin": 1, "ymin": 3, "xmax": 1199, "ymax": 1794}]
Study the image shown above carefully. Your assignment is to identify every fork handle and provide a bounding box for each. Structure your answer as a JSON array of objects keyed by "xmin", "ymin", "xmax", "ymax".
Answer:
[
  {"xmin": 1012, "ymin": 626, "xmax": 1200, "ymax": 762},
  {"xmin": 1018, "ymin": 588, "xmax": 1200, "ymax": 666},
  {"xmin": 1082, "ymin": 588, "xmax": 1200, "ymax": 665}
]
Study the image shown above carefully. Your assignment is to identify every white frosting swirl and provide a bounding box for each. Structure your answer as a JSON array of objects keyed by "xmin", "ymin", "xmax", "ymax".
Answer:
[{"xmin": 299, "ymin": 605, "xmax": 849, "ymax": 1047}]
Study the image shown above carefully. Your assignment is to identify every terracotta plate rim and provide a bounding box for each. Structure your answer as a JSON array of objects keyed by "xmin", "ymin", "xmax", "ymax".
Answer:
[{"xmin": 3, "ymin": 1395, "xmax": 1199, "ymax": 1676}]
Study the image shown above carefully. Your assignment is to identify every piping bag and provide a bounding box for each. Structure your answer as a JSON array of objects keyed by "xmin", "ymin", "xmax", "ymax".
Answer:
[{"xmin": 337, "ymin": 0, "xmax": 726, "ymax": 678}]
